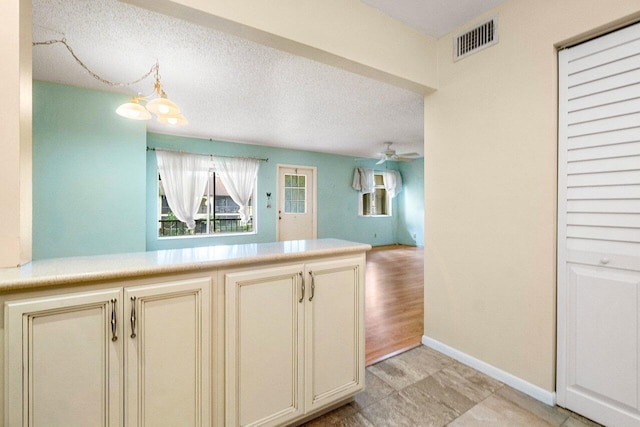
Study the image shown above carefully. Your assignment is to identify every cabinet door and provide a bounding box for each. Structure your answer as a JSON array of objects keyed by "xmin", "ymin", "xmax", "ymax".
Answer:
[
  {"xmin": 124, "ymin": 277, "xmax": 211, "ymax": 427},
  {"xmin": 225, "ymin": 264, "xmax": 305, "ymax": 427},
  {"xmin": 304, "ymin": 256, "xmax": 365, "ymax": 413},
  {"xmin": 5, "ymin": 288, "xmax": 123, "ymax": 427}
]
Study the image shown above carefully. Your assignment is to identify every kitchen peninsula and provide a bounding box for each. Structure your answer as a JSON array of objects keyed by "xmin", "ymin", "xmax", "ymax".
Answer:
[{"xmin": 0, "ymin": 238, "xmax": 370, "ymax": 427}]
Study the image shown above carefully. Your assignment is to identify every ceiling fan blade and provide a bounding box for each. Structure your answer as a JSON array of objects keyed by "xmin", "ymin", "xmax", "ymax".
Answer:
[
  {"xmin": 397, "ymin": 152, "xmax": 420, "ymax": 157},
  {"xmin": 395, "ymin": 157, "xmax": 416, "ymax": 162},
  {"xmin": 376, "ymin": 158, "xmax": 386, "ymax": 165}
]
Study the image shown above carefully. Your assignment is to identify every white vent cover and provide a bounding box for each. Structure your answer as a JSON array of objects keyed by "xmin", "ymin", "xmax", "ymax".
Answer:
[{"xmin": 454, "ymin": 16, "xmax": 498, "ymax": 61}]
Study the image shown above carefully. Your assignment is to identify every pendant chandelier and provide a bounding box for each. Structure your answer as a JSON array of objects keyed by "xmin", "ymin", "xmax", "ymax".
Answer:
[
  {"xmin": 33, "ymin": 38, "xmax": 187, "ymax": 126},
  {"xmin": 116, "ymin": 63, "xmax": 188, "ymax": 126}
]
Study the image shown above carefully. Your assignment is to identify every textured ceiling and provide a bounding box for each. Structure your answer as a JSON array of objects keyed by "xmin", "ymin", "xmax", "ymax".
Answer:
[
  {"xmin": 361, "ymin": 0, "xmax": 507, "ymax": 38},
  {"xmin": 32, "ymin": 0, "xmax": 424, "ymax": 159}
]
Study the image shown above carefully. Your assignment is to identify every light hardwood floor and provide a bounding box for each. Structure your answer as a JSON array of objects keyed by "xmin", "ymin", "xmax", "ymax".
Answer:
[{"xmin": 365, "ymin": 244, "xmax": 424, "ymax": 366}]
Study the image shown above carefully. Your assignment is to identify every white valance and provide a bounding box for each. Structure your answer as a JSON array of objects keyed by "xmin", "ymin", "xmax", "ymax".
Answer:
[
  {"xmin": 352, "ymin": 168, "xmax": 375, "ymax": 194},
  {"xmin": 352, "ymin": 168, "xmax": 402, "ymax": 198}
]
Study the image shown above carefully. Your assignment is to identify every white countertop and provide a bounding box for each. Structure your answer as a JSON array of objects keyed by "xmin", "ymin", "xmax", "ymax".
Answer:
[{"xmin": 0, "ymin": 239, "xmax": 371, "ymax": 292}]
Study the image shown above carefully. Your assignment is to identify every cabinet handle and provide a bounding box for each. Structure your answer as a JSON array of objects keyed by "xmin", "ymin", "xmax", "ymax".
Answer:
[
  {"xmin": 110, "ymin": 299, "xmax": 118, "ymax": 342},
  {"xmin": 130, "ymin": 296, "xmax": 137, "ymax": 339},
  {"xmin": 309, "ymin": 271, "xmax": 315, "ymax": 302},
  {"xmin": 298, "ymin": 272, "xmax": 305, "ymax": 303}
]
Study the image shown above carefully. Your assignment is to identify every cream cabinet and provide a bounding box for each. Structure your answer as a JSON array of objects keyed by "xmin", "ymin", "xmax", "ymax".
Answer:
[
  {"xmin": 5, "ymin": 276, "xmax": 211, "ymax": 427},
  {"xmin": 224, "ymin": 255, "xmax": 365, "ymax": 427},
  {"xmin": 6, "ymin": 288, "xmax": 123, "ymax": 427}
]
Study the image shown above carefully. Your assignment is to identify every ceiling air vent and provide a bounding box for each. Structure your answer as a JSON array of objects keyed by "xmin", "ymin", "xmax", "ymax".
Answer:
[{"xmin": 454, "ymin": 16, "xmax": 498, "ymax": 61}]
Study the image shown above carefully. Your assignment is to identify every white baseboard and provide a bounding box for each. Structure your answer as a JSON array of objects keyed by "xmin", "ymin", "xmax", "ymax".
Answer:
[{"xmin": 422, "ymin": 335, "xmax": 556, "ymax": 406}]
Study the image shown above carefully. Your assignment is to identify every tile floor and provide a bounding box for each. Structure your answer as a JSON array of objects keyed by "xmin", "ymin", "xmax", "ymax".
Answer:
[{"xmin": 303, "ymin": 345, "xmax": 602, "ymax": 427}]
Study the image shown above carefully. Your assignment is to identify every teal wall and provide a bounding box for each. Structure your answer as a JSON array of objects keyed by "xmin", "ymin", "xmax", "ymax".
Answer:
[
  {"xmin": 146, "ymin": 133, "xmax": 404, "ymax": 250},
  {"xmin": 33, "ymin": 82, "xmax": 423, "ymax": 259},
  {"xmin": 33, "ymin": 81, "xmax": 147, "ymax": 259},
  {"xmin": 397, "ymin": 159, "xmax": 425, "ymax": 247}
]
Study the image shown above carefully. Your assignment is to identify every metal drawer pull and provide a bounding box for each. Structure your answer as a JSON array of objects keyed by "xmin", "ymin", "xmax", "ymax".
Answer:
[
  {"xmin": 110, "ymin": 299, "xmax": 117, "ymax": 342},
  {"xmin": 298, "ymin": 272, "xmax": 305, "ymax": 303},
  {"xmin": 309, "ymin": 271, "xmax": 315, "ymax": 302},
  {"xmin": 130, "ymin": 296, "xmax": 137, "ymax": 338}
]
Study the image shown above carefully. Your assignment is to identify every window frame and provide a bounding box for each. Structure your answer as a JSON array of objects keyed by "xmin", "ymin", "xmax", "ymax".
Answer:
[
  {"xmin": 157, "ymin": 169, "xmax": 258, "ymax": 239},
  {"xmin": 358, "ymin": 172, "xmax": 392, "ymax": 217}
]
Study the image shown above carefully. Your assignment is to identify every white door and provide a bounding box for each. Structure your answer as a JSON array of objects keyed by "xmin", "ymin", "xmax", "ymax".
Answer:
[
  {"xmin": 304, "ymin": 256, "xmax": 365, "ymax": 412},
  {"xmin": 557, "ymin": 22, "xmax": 640, "ymax": 427},
  {"xmin": 5, "ymin": 288, "xmax": 123, "ymax": 427},
  {"xmin": 277, "ymin": 165, "xmax": 316, "ymax": 241},
  {"xmin": 225, "ymin": 264, "xmax": 305, "ymax": 427},
  {"xmin": 125, "ymin": 277, "xmax": 210, "ymax": 427}
]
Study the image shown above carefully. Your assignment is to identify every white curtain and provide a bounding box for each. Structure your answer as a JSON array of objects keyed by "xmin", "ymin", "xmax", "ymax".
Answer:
[
  {"xmin": 383, "ymin": 170, "xmax": 403, "ymax": 198},
  {"xmin": 352, "ymin": 168, "xmax": 375, "ymax": 194},
  {"xmin": 213, "ymin": 156, "xmax": 260, "ymax": 224},
  {"xmin": 156, "ymin": 149, "xmax": 211, "ymax": 229}
]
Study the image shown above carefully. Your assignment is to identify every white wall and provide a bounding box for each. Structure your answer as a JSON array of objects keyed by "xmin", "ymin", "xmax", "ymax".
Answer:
[{"xmin": 424, "ymin": 0, "xmax": 640, "ymax": 392}]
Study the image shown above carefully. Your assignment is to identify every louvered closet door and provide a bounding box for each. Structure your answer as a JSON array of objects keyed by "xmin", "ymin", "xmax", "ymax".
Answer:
[{"xmin": 557, "ymin": 22, "xmax": 640, "ymax": 427}]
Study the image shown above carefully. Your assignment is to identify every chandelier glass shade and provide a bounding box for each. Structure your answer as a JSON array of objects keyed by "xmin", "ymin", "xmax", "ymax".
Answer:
[
  {"xmin": 115, "ymin": 98, "xmax": 152, "ymax": 120},
  {"xmin": 145, "ymin": 96, "xmax": 180, "ymax": 116},
  {"xmin": 157, "ymin": 113, "xmax": 188, "ymax": 126}
]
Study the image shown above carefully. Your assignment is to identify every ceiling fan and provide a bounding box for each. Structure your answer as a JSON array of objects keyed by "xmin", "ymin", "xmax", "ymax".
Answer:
[{"xmin": 376, "ymin": 142, "xmax": 420, "ymax": 164}]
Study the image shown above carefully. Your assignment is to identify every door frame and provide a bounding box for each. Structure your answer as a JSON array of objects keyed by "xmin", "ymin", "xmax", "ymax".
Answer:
[
  {"xmin": 276, "ymin": 164, "xmax": 318, "ymax": 241},
  {"xmin": 556, "ymin": 46, "xmax": 569, "ymax": 407}
]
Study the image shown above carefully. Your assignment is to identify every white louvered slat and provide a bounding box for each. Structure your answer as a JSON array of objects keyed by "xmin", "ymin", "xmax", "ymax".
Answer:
[
  {"xmin": 567, "ymin": 112, "xmax": 640, "ymax": 137},
  {"xmin": 567, "ymin": 212, "xmax": 640, "ymax": 228},
  {"xmin": 567, "ymin": 170, "xmax": 640, "ymax": 187},
  {"xmin": 568, "ymin": 68, "xmax": 640, "ymax": 99},
  {"xmin": 568, "ymin": 98, "xmax": 640, "ymax": 124},
  {"xmin": 567, "ymin": 225, "xmax": 640, "ymax": 243},
  {"xmin": 569, "ymin": 52, "xmax": 640, "ymax": 87},
  {"xmin": 567, "ymin": 155, "xmax": 640, "ymax": 174},
  {"xmin": 567, "ymin": 238, "xmax": 640, "ymax": 258},
  {"xmin": 568, "ymin": 141, "xmax": 640, "ymax": 162},
  {"xmin": 568, "ymin": 34, "xmax": 640, "ymax": 73},
  {"xmin": 568, "ymin": 83, "xmax": 640, "ymax": 111},
  {"xmin": 567, "ymin": 185, "xmax": 640, "ymax": 200},
  {"xmin": 568, "ymin": 126, "xmax": 640, "ymax": 150},
  {"xmin": 567, "ymin": 199, "xmax": 640, "ymax": 213}
]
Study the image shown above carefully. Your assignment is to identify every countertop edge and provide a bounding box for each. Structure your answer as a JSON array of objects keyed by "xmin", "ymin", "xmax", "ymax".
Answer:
[{"xmin": 0, "ymin": 242, "xmax": 372, "ymax": 293}]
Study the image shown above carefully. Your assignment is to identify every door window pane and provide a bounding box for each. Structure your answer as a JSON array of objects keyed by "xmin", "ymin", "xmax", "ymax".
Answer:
[{"xmin": 284, "ymin": 174, "xmax": 307, "ymax": 214}]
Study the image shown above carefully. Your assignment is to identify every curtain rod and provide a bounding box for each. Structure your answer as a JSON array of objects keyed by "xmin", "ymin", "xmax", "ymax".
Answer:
[{"xmin": 146, "ymin": 146, "xmax": 268, "ymax": 162}]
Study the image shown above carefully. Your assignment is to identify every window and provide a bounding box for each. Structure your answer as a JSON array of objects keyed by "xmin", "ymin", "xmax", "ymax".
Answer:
[
  {"xmin": 284, "ymin": 174, "xmax": 306, "ymax": 213},
  {"xmin": 158, "ymin": 171, "xmax": 255, "ymax": 237},
  {"xmin": 360, "ymin": 173, "xmax": 391, "ymax": 216}
]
